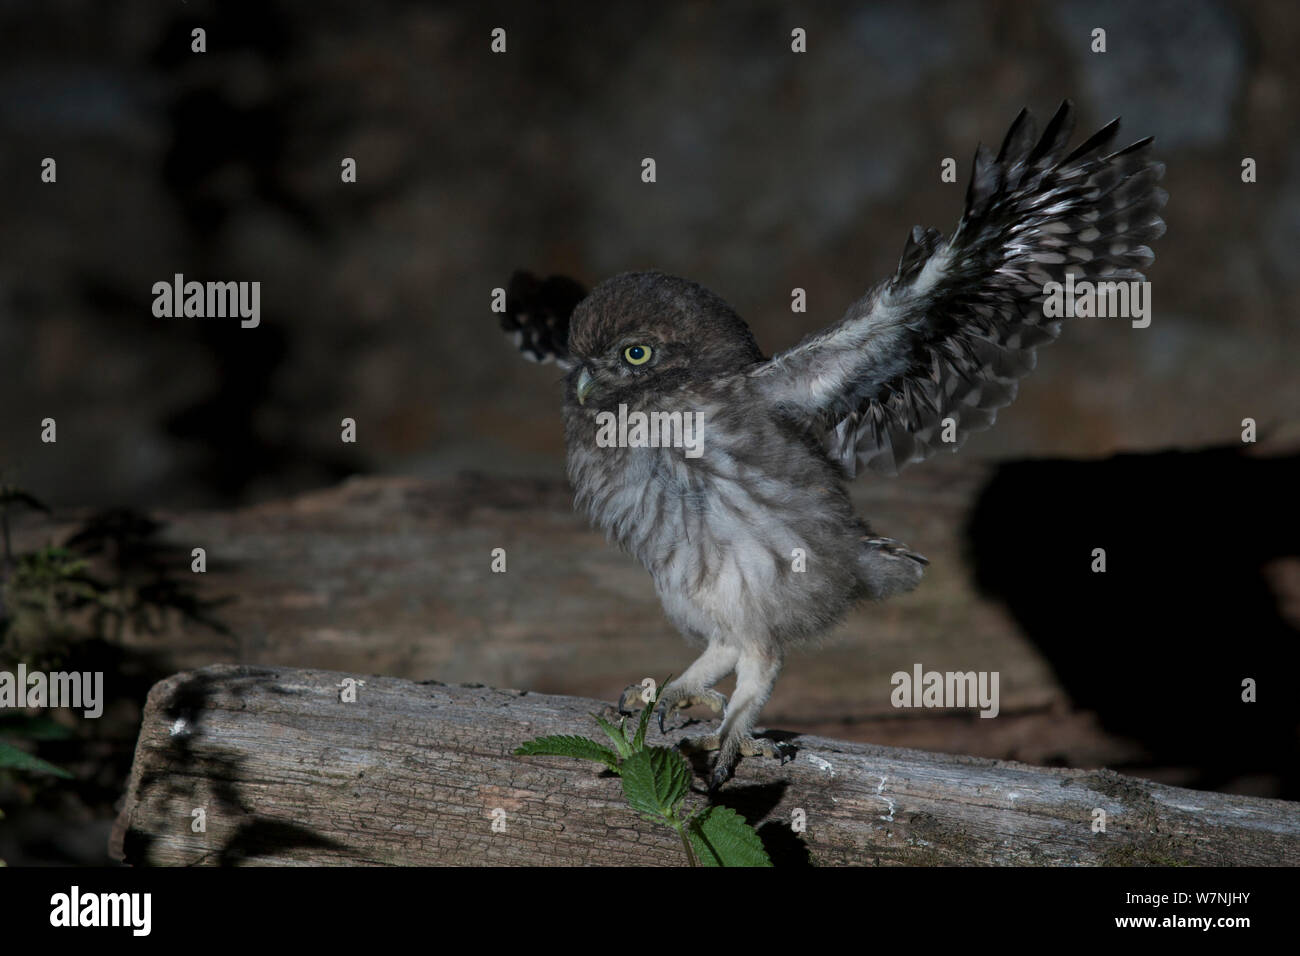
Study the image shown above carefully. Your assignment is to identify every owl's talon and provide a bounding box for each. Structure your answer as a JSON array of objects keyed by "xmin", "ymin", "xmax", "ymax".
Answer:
[
  {"xmin": 617, "ymin": 683, "xmax": 647, "ymax": 715},
  {"xmin": 682, "ymin": 732, "xmax": 788, "ymax": 790},
  {"xmin": 678, "ymin": 733, "xmax": 722, "ymax": 753},
  {"xmin": 739, "ymin": 736, "xmax": 789, "ymax": 760},
  {"xmin": 652, "ymin": 686, "xmax": 726, "ymax": 733}
]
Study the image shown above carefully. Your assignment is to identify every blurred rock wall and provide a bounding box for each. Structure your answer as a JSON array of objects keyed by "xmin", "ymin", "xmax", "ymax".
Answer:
[{"xmin": 0, "ymin": 0, "xmax": 1296, "ymax": 508}]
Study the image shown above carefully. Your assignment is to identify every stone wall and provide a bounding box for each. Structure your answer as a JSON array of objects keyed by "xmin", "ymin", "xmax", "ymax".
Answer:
[{"xmin": 0, "ymin": 0, "xmax": 1295, "ymax": 509}]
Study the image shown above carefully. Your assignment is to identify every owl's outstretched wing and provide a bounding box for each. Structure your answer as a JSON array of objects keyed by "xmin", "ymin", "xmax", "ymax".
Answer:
[
  {"xmin": 749, "ymin": 100, "xmax": 1167, "ymax": 476},
  {"xmin": 500, "ymin": 270, "xmax": 588, "ymax": 370}
]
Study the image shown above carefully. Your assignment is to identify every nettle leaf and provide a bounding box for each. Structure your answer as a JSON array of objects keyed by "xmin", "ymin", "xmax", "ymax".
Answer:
[
  {"xmin": 0, "ymin": 741, "xmax": 73, "ymax": 779},
  {"xmin": 631, "ymin": 675, "xmax": 669, "ymax": 753},
  {"xmin": 0, "ymin": 715, "xmax": 73, "ymax": 741},
  {"xmin": 688, "ymin": 805, "xmax": 772, "ymax": 867},
  {"xmin": 514, "ymin": 735, "xmax": 619, "ymax": 772},
  {"xmin": 620, "ymin": 746, "xmax": 690, "ymax": 819},
  {"xmin": 593, "ymin": 714, "xmax": 633, "ymax": 759},
  {"xmin": 631, "ymin": 696, "xmax": 655, "ymax": 752}
]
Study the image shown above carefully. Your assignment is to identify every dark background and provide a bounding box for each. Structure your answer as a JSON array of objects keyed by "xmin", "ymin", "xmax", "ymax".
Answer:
[
  {"xmin": 0, "ymin": 1, "xmax": 1297, "ymax": 865},
  {"xmin": 1, "ymin": 0, "xmax": 1297, "ymax": 508}
]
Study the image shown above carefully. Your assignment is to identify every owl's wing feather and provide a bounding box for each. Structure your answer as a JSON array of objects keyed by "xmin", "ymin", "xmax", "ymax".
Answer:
[
  {"xmin": 749, "ymin": 100, "xmax": 1167, "ymax": 476},
  {"xmin": 501, "ymin": 270, "xmax": 588, "ymax": 370}
]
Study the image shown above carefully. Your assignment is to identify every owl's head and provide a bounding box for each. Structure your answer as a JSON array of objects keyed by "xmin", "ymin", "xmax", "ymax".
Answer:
[{"xmin": 565, "ymin": 271, "xmax": 763, "ymax": 408}]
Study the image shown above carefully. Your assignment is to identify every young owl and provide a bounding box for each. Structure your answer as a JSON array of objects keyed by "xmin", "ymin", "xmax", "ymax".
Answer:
[{"xmin": 501, "ymin": 101, "xmax": 1166, "ymax": 788}]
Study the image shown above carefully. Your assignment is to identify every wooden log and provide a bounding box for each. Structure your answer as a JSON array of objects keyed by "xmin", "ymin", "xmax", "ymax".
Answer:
[
  {"xmin": 8, "ymin": 468, "xmax": 1153, "ymax": 777},
  {"xmin": 111, "ymin": 664, "xmax": 1300, "ymax": 866}
]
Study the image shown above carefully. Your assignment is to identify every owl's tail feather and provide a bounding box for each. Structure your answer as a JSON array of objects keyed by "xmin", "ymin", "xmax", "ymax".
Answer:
[{"xmin": 857, "ymin": 535, "xmax": 927, "ymax": 599}]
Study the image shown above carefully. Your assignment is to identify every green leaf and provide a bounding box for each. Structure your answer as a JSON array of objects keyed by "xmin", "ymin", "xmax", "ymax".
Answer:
[
  {"xmin": 0, "ymin": 741, "xmax": 73, "ymax": 779},
  {"xmin": 0, "ymin": 715, "xmax": 73, "ymax": 741},
  {"xmin": 631, "ymin": 698, "xmax": 654, "ymax": 752},
  {"xmin": 688, "ymin": 805, "xmax": 772, "ymax": 867},
  {"xmin": 593, "ymin": 714, "xmax": 633, "ymax": 759},
  {"xmin": 514, "ymin": 735, "xmax": 619, "ymax": 772},
  {"xmin": 619, "ymin": 746, "xmax": 690, "ymax": 819},
  {"xmin": 630, "ymin": 675, "xmax": 670, "ymax": 753}
]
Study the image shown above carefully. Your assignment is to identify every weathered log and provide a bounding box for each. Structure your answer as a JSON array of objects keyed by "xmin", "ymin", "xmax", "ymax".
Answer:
[
  {"xmin": 111, "ymin": 664, "xmax": 1300, "ymax": 866},
  {"xmin": 10, "ymin": 467, "xmax": 1154, "ymax": 775}
]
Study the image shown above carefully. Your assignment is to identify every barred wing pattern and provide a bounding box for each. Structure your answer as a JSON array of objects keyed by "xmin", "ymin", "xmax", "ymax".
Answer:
[
  {"xmin": 751, "ymin": 101, "xmax": 1167, "ymax": 476},
  {"xmin": 501, "ymin": 270, "xmax": 588, "ymax": 369}
]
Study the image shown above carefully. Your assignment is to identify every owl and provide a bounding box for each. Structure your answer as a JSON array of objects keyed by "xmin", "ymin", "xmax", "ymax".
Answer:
[{"xmin": 500, "ymin": 101, "xmax": 1166, "ymax": 789}]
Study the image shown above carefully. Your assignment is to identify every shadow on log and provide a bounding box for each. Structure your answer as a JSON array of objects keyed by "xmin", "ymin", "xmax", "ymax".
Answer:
[
  {"xmin": 111, "ymin": 665, "xmax": 1300, "ymax": 866},
  {"xmin": 968, "ymin": 446, "xmax": 1300, "ymax": 797}
]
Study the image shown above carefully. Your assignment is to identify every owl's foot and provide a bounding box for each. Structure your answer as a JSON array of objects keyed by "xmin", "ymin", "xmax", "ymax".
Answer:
[
  {"xmin": 653, "ymin": 686, "xmax": 727, "ymax": 733},
  {"xmin": 616, "ymin": 682, "xmax": 653, "ymax": 715},
  {"xmin": 679, "ymin": 732, "xmax": 793, "ymax": 791},
  {"xmin": 616, "ymin": 682, "xmax": 726, "ymax": 725}
]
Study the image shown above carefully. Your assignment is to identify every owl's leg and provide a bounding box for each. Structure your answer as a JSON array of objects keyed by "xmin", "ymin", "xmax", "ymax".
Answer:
[
  {"xmin": 641, "ymin": 641, "xmax": 739, "ymax": 732},
  {"xmin": 681, "ymin": 644, "xmax": 789, "ymax": 790}
]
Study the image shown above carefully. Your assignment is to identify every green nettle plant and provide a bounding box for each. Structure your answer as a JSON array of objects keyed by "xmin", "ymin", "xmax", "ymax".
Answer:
[
  {"xmin": 0, "ymin": 476, "xmax": 232, "ymax": 865},
  {"xmin": 515, "ymin": 683, "xmax": 772, "ymax": 867},
  {"xmin": 0, "ymin": 485, "xmax": 75, "ymax": 786},
  {"xmin": 0, "ymin": 715, "xmax": 73, "ymax": 781}
]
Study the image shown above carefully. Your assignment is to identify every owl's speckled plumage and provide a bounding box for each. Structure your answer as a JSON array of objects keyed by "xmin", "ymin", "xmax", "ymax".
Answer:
[{"xmin": 503, "ymin": 101, "xmax": 1166, "ymax": 787}]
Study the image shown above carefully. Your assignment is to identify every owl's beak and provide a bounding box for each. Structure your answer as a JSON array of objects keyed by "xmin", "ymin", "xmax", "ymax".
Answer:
[{"xmin": 575, "ymin": 367, "xmax": 596, "ymax": 405}]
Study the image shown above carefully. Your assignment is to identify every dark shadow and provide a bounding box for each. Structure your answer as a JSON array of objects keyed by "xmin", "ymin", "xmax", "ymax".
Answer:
[
  {"xmin": 966, "ymin": 446, "xmax": 1300, "ymax": 798},
  {"xmin": 124, "ymin": 668, "xmax": 358, "ymax": 865},
  {"xmin": 147, "ymin": 7, "xmax": 363, "ymax": 505},
  {"xmin": 708, "ymin": 780, "xmax": 812, "ymax": 866},
  {"xmin": 217, "ymin": 818, "xmax": 349, "ymax": 866},
  {"xmin": 674, "ymin": 754, "xmax": 813, "ymax": 866},
  {"xmin": 710, "ymin": 780, "xmax": 789, "ymax": 822},
  {"xmin": 755, "ymin": 820, "xmax": 814, "ymax": 868},
  {"xmin": 63, "ymin": 507, "xmax": 236, "ymax": 637}
]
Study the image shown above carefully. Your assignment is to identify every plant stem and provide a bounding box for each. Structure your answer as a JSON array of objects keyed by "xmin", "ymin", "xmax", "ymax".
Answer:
[{"xmin": 676, "ymin": 819, "xmax": 697, "ymax": 867}]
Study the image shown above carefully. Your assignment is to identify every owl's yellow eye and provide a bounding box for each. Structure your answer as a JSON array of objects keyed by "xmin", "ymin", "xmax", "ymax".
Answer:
[{"xmin": 623, "ymin": 344, "xmax": 653, "ymax": 366}]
